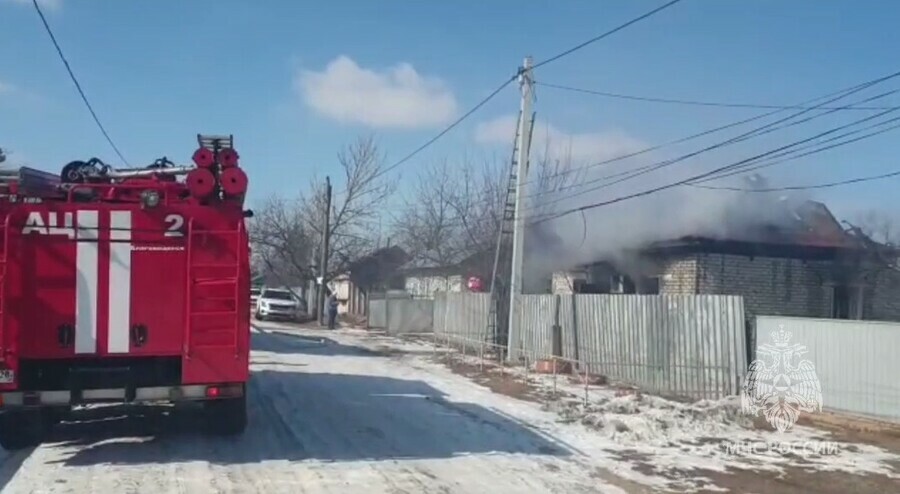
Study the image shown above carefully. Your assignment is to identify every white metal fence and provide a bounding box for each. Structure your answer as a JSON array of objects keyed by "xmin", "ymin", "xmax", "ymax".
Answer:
[
  {"xmin": 368, "ymin": 296, "xmax": 435, "ymax": 335},
  {"xmin": 433, "ymin": 293, "xmax": 748, "ymax": 399},
  {"xmin": 756, "ymin": 316, "xmax": 900, "ymax": 422}
]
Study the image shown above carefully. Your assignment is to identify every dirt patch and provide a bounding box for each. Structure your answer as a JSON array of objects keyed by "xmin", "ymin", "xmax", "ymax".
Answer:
[
  {"xmin": 795, "ymin": 413, "xmax": 900, "ymax": 453},
  {"xmin": 437, "ymin": 355, "xmax": 540, "ymax": 402},
  {"xmin": 608, "ymin": 448, "xmax": 899, "ymax": 494},
  {"xmin": 692, "ymin": 466, "xmax": 899, "ymax": 494}
]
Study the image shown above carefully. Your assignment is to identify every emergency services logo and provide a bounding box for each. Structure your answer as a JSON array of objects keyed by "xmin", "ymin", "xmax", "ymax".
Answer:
[{"xmin": 740, "ymin": 326, "xmax": 823, "ymax": 432}]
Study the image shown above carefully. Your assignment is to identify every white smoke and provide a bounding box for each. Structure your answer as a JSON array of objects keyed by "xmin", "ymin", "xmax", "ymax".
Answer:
[{"xmin": 521, "ymin": 154, "xmax": 813, "ymax": 290}]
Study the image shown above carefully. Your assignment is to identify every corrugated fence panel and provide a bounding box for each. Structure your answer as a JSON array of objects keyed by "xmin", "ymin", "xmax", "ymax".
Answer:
[
  {"xmin": 431, "ymin": 293, "xmax": 747, "ymax": 399},
  {"xmin": 433, "ymin": 293, "xmax": 491, "ymax": 347},
  {"xmin": 756, "ymin": 316, "xmax": 900, "ymax": 422},
  {"xmin": 511, "ymin": 295, "xmax": 555, "ymax": 360},
  {"xmin": 368, "ymin": 300, "xmax": 386, "ymax": 328},
  {"xmin": 386, "ymin": 299, "xmax": 434, "ymax": 334},
  {"xmin": 565, "ymin": 294, "xmax": 747, "ymax": 399}
]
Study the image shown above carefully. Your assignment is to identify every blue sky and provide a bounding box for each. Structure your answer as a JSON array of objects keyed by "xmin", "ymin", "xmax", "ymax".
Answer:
[{"xmin": 2, "ymin": 0, "xmax": 900, "ymax": 222}]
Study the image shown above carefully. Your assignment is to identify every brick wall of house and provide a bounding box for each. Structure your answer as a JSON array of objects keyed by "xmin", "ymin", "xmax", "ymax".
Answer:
[
  {"xmin": 691, "ymin": 253, "xmax": 833, "ymax": 318},
  {"xmin": 865, "ymin": 269, "xmax": 900, "ymax": 321},
  {"xmin": 659, "ymin": 256, "xmax": 699, "ymax": 295}
]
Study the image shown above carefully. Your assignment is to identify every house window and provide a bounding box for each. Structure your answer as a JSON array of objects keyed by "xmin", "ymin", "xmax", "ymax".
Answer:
[
  {"xmin": 640, "ymin": 276, "xmax": 660, "ymax": 295},
  {"xmin": 832, "ymin": 285, "xmax": 851, "ymax": 319}
]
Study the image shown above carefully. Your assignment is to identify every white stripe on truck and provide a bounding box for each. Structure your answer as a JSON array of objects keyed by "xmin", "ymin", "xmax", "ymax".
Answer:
[
  {"xmin": 108, "ymin": 211, "xmax": 132, "ymax": 353},
  {"xmin": 75, "ymin": 210, "xmax": 99, "ymax": 354}
]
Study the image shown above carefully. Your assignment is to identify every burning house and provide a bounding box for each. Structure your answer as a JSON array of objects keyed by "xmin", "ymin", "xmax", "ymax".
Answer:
[{"xmin": 551, "ymin": 200, "xmax": 900, "ymax": 321}]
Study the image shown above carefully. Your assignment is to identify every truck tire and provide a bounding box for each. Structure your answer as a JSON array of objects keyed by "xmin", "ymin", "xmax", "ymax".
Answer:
[
  {"xmin": 0, "ymin": 410, "xmax": 45, "ymax": 450},
  {"xmin": 204, "ymin": 393, "xmax": 247, "ymax": 435}
]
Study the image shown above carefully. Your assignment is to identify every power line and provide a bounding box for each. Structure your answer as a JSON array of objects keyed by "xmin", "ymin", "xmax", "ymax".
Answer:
[
  {"xmin": 475, "ymin": 69, "xmax": 900, "ymax": 207},
  {"xmin": 536, "ymin": 81, "xmax": 899, "ymax": 111},
  {"xmin": 31, "ymin": 0, "xmax": 130, "ymax": 166},
  {"xmin": 689, "ymin": 118, "xmax": 900, "ymax": 184},
  {"xmin": 532, "ymin": 0, "xmax": 685, "ymax": 70},
  {"xmin": 338, "ymin": 75, "xmax": 517, "ymax": 195},
  {"xmin": 689, "ymin": 169, "xmax": 900, "ymax": 193},
  {"xmin": 399, "ymin": 69, "xmax": 900, "ymax": 224},
  {"xmin": 532, "ymin": 108, "xmax": 900, "ymax": 225},
  {"xmin": 525, "ymin": 82, "xmax": 900, "ymax": 212},
  {"xmin": 342, "ymin": 0, "xmax": 682, "ymax": 197}
]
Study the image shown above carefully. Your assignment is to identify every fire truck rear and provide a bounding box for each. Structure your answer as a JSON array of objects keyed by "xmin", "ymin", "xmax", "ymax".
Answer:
[{"xmin": 0, "ymin": 135, "xmax": 251, "ymax": 450}]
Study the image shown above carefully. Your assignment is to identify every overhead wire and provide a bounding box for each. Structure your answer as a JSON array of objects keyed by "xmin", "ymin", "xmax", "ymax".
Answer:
[
  {"xmin": 531, "ymin": 104, "xmax": 900, "ymax": 225},
  {"xmin": 459, "ymin": 69, "xmax": 900, "ymax": 209},
  {"xmin": 689, "ymin": 116, "xmax": 900, "ymax": 184},
  {"xmin": 386, "ymin": 69, "xmax": 900, "ymax": 229},
  {"xmin": 522, "ymin": 84, "xmax": 900, "ymax": 213},
  {"xmin": 689, "ymin": 168, "xmax": 900, "ymax": 193},
  {"xmin": 350, "ymin": 0, "xmax": 685, "ymax": 196},
  {"xmin": 31, "ymin": 0, "xmax": 130, "ymax": 166},
  {"xmin": 535, "ymin": 81, "xmax": 898, "ymax": 111},
  {"xmin": 356, "ymin": 76, "xmax": 518, "ymax": 192},
  {"xmin": 531, "ymin": 0, "xmax": 685, "ymax": 70}
]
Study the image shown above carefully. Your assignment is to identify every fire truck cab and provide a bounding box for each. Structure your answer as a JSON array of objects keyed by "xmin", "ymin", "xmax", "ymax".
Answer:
[{"xmin": 0, "ymin": 135, "xmax": 251, "ymax": 450}]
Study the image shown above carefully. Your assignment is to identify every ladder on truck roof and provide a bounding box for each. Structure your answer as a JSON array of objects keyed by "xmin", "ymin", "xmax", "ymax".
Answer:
[
  {"xmin": 0, "ymin": 166, "xmax": 63, "ymax": 199},
  {"xmin": 184, "ymin": 217, "xmax": 244, "ymax": 359},
  {"xmin": 197, "ymin": 134, "xmax": 234, "ymax": 152},
  {"xmin": 0, "ymin": 214, "xmax": 9, "ymax": 362}
]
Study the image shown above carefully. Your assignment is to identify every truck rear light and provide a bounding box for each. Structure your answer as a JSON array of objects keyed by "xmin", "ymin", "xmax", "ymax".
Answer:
[{"xmin": 205, "ymin": 384, "xmax": 243, "ymax": 399}]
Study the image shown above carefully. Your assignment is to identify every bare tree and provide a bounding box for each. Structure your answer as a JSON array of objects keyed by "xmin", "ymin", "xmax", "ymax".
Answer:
[
  {"xmin": 248, "ymin": 195, "xmax": 317, "ymax": 288},
  {"xmin": 249, "ymin": 135, "xmax": 395, "ymax": 290},
  {"xmin": 303, "ymin": 135, "xmax": 396, "ymax": 278},
  {"xmin": 393, "ymin": 157, "xmax": 506, "ymax": 269}
]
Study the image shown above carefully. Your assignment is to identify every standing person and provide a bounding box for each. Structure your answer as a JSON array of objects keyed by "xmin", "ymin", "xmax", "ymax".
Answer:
[{"xmin": 327, "ymin": 291, "xmax": 339, "ymax": 329}]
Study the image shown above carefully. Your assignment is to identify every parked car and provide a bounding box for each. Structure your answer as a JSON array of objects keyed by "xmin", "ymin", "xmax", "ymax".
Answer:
[{"xmin": 254, "ymin": 287, "xmax": 305, "ymax": 321}]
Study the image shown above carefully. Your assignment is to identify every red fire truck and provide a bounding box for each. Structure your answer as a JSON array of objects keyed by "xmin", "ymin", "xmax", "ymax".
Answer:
[{"xmin": 0, "ymin": 135, "xmax": 251, "ymax": 450}]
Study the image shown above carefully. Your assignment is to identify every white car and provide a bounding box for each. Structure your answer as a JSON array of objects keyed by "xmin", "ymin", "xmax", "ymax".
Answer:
[{"xmin": 254, "ymin": 288, "xmax": 304, "ymax": 321}]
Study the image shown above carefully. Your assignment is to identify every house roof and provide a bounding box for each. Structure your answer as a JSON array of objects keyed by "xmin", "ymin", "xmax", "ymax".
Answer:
[
  {"xmin": 649, "ymin": 200, "xmax": 865, "ymax": 253},
  {"xmin": 346, "ymin": 245, "xmax": 409, "ymax": 286}
]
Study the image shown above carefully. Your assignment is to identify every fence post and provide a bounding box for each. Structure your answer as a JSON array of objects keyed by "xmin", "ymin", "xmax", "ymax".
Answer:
[
  {"xmin": 552, "ymin": 294, "xmax": 562, "ymax": 359},
  {"xmin": 385, "ymin": 295, "xmax": 391, "ymax": 334}
]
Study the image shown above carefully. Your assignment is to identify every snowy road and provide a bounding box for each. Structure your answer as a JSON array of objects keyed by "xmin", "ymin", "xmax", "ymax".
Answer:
[{"xmin": 0, "ymin": 326, "xmax": 630, "ymax": 494}]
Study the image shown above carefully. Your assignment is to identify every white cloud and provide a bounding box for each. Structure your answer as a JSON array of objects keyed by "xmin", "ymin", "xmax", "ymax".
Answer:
[
  {"xmin": 0, "ymin": 81, "xmax": 14, "ymax": 94},
  {"xmin": 295, "ymin": 55, "xmax": 458, "ymax": 129},
  {"xmin": 475, "ymin": 114, "xmax": 645, "ymax": 163}
]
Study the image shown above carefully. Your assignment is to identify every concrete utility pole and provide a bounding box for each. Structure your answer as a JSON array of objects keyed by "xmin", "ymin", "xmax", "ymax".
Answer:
[
  {"xmin": 317, "ymin": 176, "xmax": 332, "ymax": 326},
  {"xmin": 507, "ymin": 56, "xmax": 534, "ymax": 354}
]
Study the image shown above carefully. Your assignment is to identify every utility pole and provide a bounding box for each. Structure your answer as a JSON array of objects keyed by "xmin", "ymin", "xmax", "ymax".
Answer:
[
  {"xmin": 317, "ymin": 176, "xmax": 332, "ymax": 326},
  {"xmin": 507, "ymin": 56, "xmax": 534, "ymax": 355}
]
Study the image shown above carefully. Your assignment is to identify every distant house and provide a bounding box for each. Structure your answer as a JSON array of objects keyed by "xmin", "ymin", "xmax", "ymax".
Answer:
[
  {"xmin": 328, "ymin": 246, "xmax": 409, "ymax": 315},
  {"xmin": 400, "ymin": 249, "xmax": 495, "ymax": 299},
  {"xmin": 552, "ymin": 200, "xmax": 900, "ymax": 322}
]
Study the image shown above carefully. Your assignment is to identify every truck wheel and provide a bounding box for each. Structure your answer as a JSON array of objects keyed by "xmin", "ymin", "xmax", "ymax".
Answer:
[
  {"xmin": 0, "ymin": 410, "xmax": 45, "ymax": 450},
  {"xmin": 204, "ymin": 393, "xmax": 247, "ymax": 435}
]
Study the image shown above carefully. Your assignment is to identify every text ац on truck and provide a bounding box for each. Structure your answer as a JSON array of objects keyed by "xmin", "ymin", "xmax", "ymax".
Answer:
[{"xmin": 0, "ymin": 134, "xmax": 252, "ymax": 450}]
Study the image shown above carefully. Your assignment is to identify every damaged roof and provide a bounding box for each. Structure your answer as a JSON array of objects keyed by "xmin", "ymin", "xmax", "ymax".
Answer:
[{"xmin": 649, "ymin": 200, "xmax": 865, "ymax": 252}]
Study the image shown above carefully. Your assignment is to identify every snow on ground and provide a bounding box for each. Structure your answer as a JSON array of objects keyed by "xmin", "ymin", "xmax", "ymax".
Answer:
[
  {"xmin": 1, "ymin": 323, "xmax": 897, "ymax": 493},
  {"xmin": 268, "ymin": 326, "xmax": 900, "ymax": 492},
  {"xmin": 0, "ymin": 325, "xmax": 628, "ymax": 494}
]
